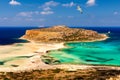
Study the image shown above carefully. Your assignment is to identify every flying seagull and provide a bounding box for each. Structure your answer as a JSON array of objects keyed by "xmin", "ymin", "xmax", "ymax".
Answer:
[{"xmin": 77, "ymin": 5, "xmax": 83, "ymax": 14}]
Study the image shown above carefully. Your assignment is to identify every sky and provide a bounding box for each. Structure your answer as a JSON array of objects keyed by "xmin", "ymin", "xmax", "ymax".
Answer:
[{"xmin": 0, "ymin": 0, "xmax": 120, "ymax": 27}]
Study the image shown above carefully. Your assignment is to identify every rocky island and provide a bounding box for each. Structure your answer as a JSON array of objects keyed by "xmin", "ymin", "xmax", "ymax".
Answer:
[
  {"xmin": 1, "ymin": 25, "xmax": 120, "ymax": 80},
  {"xmin": 22, "ymin": 25, "xmax": 108, "ymax": 42}
]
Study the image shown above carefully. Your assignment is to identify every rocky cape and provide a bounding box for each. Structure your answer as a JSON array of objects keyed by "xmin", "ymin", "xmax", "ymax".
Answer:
[{"xmin": 22, "ymin": 25, "xmax": 108, "ymax": 42}]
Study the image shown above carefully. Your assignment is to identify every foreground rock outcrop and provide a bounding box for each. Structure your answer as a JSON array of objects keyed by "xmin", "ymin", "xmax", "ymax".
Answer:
[{"xmin": 22, "ymin": 25, "xmax": 108, "ymax": 42}]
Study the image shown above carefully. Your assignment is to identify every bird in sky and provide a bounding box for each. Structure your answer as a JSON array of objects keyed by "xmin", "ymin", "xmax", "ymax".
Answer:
[{"xmin": 77, "ymin": 5, "xmax": 83, "ymax": 14}]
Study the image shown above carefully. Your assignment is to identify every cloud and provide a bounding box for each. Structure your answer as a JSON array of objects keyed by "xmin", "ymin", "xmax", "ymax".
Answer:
[
  {"xmin": 114, "ymin": 11, "xmax": 119, "ymax": 15},
  {"xmin": 40, "ymin": 11, "xmax": 54, "ymax": 15},
  {"xmin": 40, "ymin": 1, "xmax": 59, "ymax": 8},
  {"xmin": 17, "ymin": 1, "xmax": 58, "ymax": 16},
  {"xmin": 39, "ymin": 1, "xmax": 58, "ymax": 15},
  {"xmin": 17, "ymin": 12, "xmax": 33, "ymax": 17},
  {"xmin": 17, "ymin": 11, "xmax": 39, "ymax": 17},
  {"xmin": 86, "ymin": 0, "xmax": 95, "ymax": 6},
  {"xmin": 43, "ymin": 1, "xmax": 59, "ymax": 7},
  {"xmin": 3, "ymin": 17, "xmax": 8, "ymax": 20},
  {"xmin": 9, "ymin": 0, "xmax": 21, "ymax": 6},
  {"xmin": 43, "ymin": 7, "xmax": 51, "ymax": 11},
  {"xmin": 0, "ymin": 17, "xmax": 8, "ymax": 21},
  {"xmin": 62, "ymin": 2, "xmax": 76, "ymax": 7}
]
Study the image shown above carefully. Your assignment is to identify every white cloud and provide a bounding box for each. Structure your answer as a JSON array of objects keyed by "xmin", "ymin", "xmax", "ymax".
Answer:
[
  {"xmin": 9, "ymin": 0, "xmax": 21, "ymax": 6},
  {"xmin": 39, "ymin": 1, "xmax": 58, "ymax": 15},
  {"xmin": 17, "ymin": 11, "xmax": 39, "ymax": 17},
  {"xmin": 17, "ymin": 12, "xmax": 33, "ymax": 17},
  {"xmin": 86, "ymin": 0, "xmax": 95, "ymax": 6},
  {"xmin": 43, "ymin": 1, "xmax": 59, "ymax": 7},
  {"xmin": 40, "ymin": 11, "xmax": 54, "ymax": 15},
  {"xmin": 40, "ymin": 1, "xmax": 59, "ymax": 9},
  {"xmin": 62, "ymin": 2, "xmax": 76, "ymax": 7},
  {"xmin": 43, "ymin": 7, "xmax": 51, "ymax": 11}
]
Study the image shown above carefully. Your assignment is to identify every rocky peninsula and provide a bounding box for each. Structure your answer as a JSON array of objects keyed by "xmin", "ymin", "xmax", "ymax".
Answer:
[
  {"xmin": 1, "ymin": 25, "xmax": 120, "ymax": 80},
  {"xmin": 22, "ymin": 25, "xmax": 108, "ymax": 42}
]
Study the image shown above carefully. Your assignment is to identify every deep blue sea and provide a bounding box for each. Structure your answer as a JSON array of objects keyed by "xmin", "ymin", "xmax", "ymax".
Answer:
[
  {"xmin": 0, "ymin": 27, "xmax": 38, "ymax": 45},
  {"xmin": 0, "ymin": 26, "xmax": 120, "ymax": 66}
]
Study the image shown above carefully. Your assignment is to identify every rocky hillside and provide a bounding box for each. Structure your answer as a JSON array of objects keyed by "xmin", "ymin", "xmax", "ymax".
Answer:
[{"xmin": 22, "ymin": 25, "xmax": 108, "ymax": 42}]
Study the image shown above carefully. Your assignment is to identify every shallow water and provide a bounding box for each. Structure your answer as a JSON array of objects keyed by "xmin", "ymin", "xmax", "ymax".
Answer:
[
  {"xmin": 0, "ymin": 43, "xmax": 37, "ymax": 67},
  {"xmin": 48, "ymin": 27, "xmax": 120, "ymax": 66},
  {"xmin": 0, "ymin": 27, "xmax": 120, "ymax": 66},
  {"xmin": 0, "ymin": 27, "xmax": 38, "ymax": 67}
]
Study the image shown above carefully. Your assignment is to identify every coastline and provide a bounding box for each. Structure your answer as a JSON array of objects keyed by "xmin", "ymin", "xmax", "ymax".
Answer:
[
  {"xmin": 0, "ymin": 42, "xmax": 66, "ymax": 72},
  {"xmin": 65, "ymin": 34, "xmax": 109, "ymax": 44},
  {"xmin": 0, "ymin": 36, "xmax": 119, "ymax": 72}
]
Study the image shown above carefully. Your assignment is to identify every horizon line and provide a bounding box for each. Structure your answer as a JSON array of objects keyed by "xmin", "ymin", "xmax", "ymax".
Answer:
[{"xmin": 0, "ymin": 26, "xmax": 120, "ymax": 27}]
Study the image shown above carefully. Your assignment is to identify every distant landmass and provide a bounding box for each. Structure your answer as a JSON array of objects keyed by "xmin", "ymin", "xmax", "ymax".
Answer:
[{"xmin": 22, "ymin": 25, "xmax": 108, "ymax": 42}]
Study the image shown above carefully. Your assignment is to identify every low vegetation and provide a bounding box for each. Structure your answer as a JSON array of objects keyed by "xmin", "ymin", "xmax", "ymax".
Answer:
[
  {"xmin": 22, "ymin": 25, "xmax": 108, "ymax": 42},
  {"xmin": 0, "ymin": 68, "xmax": 120, "ymax": 80}
]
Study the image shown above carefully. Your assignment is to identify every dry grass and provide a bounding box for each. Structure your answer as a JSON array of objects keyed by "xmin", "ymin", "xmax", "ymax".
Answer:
[{"xmin": 0, "ymin": 68, "xmax": 120, "ymax": 80}]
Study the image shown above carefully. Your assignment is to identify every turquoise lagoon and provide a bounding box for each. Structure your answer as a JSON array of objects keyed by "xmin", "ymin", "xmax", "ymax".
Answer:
[{"xmin": 48, "ymin": 27, "xmax": 120, "ymax": 66}]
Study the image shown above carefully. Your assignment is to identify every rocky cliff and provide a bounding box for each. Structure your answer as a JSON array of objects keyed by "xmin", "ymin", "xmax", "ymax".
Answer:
[{"xmin": 22, "ymin": 25, "xmax": 108, "ymax": 42}]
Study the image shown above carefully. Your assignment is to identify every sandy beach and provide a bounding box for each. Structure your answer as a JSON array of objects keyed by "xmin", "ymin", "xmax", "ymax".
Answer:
[
  {"xmin": 0, "ymin": 40, "xmax": 120, "ymax": 72},
  {"xmin": 0, "ymin": 41, "xmax": 66, "ymax": 72}
]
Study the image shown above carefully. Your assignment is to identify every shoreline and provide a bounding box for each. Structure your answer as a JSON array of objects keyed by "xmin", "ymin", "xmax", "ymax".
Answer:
[{"xmin": 0, "ymin": 36, "xmax": 117, "ymax": 72}]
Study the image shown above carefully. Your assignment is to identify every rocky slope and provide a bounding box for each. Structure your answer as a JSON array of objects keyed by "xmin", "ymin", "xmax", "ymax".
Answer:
[{"xmin": 22, "ymin": 25, "xmax": 108, "ymax": 42}]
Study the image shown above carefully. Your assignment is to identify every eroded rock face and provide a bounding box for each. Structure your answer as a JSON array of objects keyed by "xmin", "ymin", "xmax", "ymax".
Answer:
[{"xmin": 22, "ymin": 25, "xmax": 108, "ymax": 42}]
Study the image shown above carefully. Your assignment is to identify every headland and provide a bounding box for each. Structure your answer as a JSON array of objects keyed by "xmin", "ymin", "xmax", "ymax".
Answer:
[{"xmin": 1, "ymin": 25, "xmax": 119, "ymax": 80}]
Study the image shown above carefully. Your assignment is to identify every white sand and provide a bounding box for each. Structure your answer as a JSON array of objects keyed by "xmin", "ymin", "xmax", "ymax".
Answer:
[
  {"xmin": 0, "ymin": 42, "xmax": 67, "ymax": 72},
  {"xmin": 0, "ymin": 40, "xmax": 120, "ymax": 72}
]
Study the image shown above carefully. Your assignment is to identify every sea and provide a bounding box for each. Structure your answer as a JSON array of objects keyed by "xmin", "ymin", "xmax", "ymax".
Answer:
[
  {"xmin": 0, "ymin": 27, "xmax": 38, "ymax": 45},
  {"xmin": 0, "ymin": 26, "xmax": 120, "ymax": 66}
]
